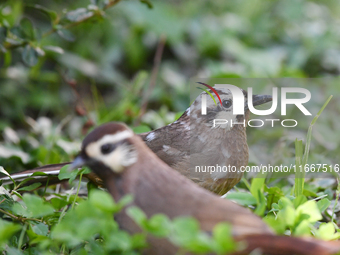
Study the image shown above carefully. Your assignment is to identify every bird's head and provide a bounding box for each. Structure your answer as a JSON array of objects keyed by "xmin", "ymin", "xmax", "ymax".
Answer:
[
  {"xmin": 191, "ymin": 86, "xmax": 272, "ymax": 130},
  {"xmin": 70, "ymin": 122, "xmax": 138, "ymax": 175}
]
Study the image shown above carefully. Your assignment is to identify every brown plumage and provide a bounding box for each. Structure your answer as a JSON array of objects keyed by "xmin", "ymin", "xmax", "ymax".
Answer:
[
  {"xmin": 70, "ymin": 122, "xmax": 340, "ymax": 255},
  {"xmin": 70, "ymin": 122, "xmax": 273, "ymax": 254}
]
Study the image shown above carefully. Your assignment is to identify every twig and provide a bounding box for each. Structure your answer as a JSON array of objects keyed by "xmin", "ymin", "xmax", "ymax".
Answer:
[
  {"xmin": 18, "ymin": 224, "xmax": 27, "ymax": 249},
  {"xmin": 0, "ymin": 198, "xmax": 6, "ymax": 205},
  {"xmin": 0, "ymin": 208, "xmax": 43, "ymax": 223},
  {"xmin": 5, "ymin": 0, "xmax": 123, "ymax": 49},
  {"xmin": 104, "ymin": 0, "xmax": 122, "ymax": 10},
  {"xmin": 0, "ymin": 208, "xmax": 20, "ymax": 221},
  {"xmin": 59, "ymin": 71, "xmax": 95, "ymax": 134},
  {"xmin": 72, "ymin": 172, "xmax": 83, "ymax": 210},
  {"xmin": 135, "ymin": 35, "xmax": 166, "ymax": 125},
  {"xmin": 43, "ymin": 0, "xmax": 122, "ymax": 38},
  {"xmin": 331, "ymin": 175, "xmax": 340, "ymax": 223}
]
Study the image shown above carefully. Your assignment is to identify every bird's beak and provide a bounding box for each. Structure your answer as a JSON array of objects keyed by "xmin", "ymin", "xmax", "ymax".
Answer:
[
  {"xmin": 245, "ymin": 94, "xmax": 272, "ymax": 110},
  {"xmin": 68, "ymin": 156, "xmax": 86, "ymax": 171}
]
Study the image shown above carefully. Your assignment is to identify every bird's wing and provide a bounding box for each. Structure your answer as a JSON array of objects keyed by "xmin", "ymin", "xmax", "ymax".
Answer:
[{"xmin": 140, "ymin": 112, "xmax": 190, "ymax": 167}]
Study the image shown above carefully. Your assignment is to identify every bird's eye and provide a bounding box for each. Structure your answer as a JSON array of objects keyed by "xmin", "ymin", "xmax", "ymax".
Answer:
[
  {"xmin": 101, "ymin": 144, "xmax": 115, "ymax": 154},
  {"xmin": 222, "ymin": 100, "xmax": 232, "ymax": 108}
]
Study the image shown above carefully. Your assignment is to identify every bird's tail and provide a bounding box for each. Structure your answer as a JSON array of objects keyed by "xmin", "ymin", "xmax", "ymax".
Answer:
[
  {"xmin": 234, "ymin": 234, "xmax": 340, "ymax": 255},
  {"xmin": 0, "ymin": 163, "xmax": 103, "ymax": 188}
]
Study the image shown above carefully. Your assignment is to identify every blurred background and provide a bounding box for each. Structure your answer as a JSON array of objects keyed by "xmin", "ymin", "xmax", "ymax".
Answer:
[{"xmin": 0, "ymin": 0, "xmax": 340, "ymax": 196}]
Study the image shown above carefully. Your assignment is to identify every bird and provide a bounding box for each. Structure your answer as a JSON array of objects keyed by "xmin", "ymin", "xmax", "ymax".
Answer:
[
  {"xmin": 68, "ymin": 121, "xmax": 274, "ymax": 254},
  {"xmin": 0, "ymin": 86, "xmax": 272, "ymax": 195},
  {"xmin": 68, "ymin": 122, "xmax": 340, "ymax": 255}
]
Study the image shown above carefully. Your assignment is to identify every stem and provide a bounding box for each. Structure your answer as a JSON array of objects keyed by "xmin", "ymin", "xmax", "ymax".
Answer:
[
  {"xmin": 0, "ymin": 208, "xmax": 42, "ymax": 223},
  {"xmin": 0, "ymin": 198, "xmax": 6, "ymax": 205},
  {"xmin": 5, "ymin": 0, "xmax": 123, "ymax": 50},
  {"xmin": 72, "ymin": 172, "xmax": 83, "ymax": 210},
  {"xmin": 18, "ymin": 224, "xmax": 27, "ymax": 249},
  {"xmin": 42, "ymin": 0, "xmax": 122, "ymax": 38},
  {"xmin": 135, "ymin": 35, "xmax": 166, "ymax": 125},
  {"xmin": 331, "ymin": 176, "xmax": 340, "ymax": 223},
  {"xmin": 0, "ymin": 208, "xmax": 20, "ymax": 221}
]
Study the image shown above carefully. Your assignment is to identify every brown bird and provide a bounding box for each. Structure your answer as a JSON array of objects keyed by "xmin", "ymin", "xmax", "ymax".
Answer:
[
  {"xmin": 69, "ymin": 122, "xmax": 340, "ymax": 255},
  {"xmin": 69, "ymin": 122, "xmax": 273, "ymax": 254},
  {"xmin": 1, "ymin": 87, "xmax": 272, "ymax": 195}
]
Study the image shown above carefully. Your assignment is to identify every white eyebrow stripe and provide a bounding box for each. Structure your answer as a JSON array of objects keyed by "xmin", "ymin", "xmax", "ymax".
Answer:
[{"xmin": 97, "ymin": 130, "xmax": 134, "ymax": 146}]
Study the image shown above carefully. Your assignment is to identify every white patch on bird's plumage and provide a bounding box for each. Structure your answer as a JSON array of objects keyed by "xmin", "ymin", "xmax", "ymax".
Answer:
[
  {"xmin": 95, "ymin": 130, "xmax": 133, "ymax": 145},
  {"xmin": 198, "ymin": 134, "xmax": 205, "ymax": 142},
  {"xmin": 210, "ymin": 169, "xmax": 228, "ymax": 179},
  {"xmin": 146, "ymin": 132, "xmax": 156, "ymax": 141},
  {"xmin": 210, "ymin": 111, "xmax": 237, "ymax": 131},
  {"xmin": 85, "ymin": 130, "xmax": 137, "ymax": 173},
  {"xmin": 162, "ymin": 145, "xmax": 181, "ymax": 156}
]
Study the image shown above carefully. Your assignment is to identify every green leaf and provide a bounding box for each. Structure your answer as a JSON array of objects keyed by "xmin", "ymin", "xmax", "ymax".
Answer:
[
  {"xmin": 296, "ymin": 200, "xmax": 322, "ymax": 223},
  {"xmin": 89, "ymin": 189, "xmax": 117, "ymax": 213},
  {"xmin": 172, "ymin": 217, "xmax": 200, "ymax": 245},
  {"xmin": 212, "ymin": 223, "xmax": 235, "ymax": 253},
  {"xmin": 265, "ymin": 185, "xmax": 284, "ymax": 208},
  {"xmin": 66, "ymin": 8, "xmax": 93, "ymax": 22},
  {"xmin": 126, "ymin": 206, "xmax": 147, "ymax": 226},
  {"xmin": 22, "ymin": 45, "xmax": 39, "ymax": 66},
  {"xmin": 58, "ymin": 164, "xmax": 78, "ymax": 183},
  {"xmin": 317, "ymin": 198, "xmax": 331, "ymax": 213},
  {"xmin": 130, "ymin": 233, "xmax": 148, "ymax": 249},
  {"xmin": 225, "ymin": 192, "xmax": 257, "ymax": 206},
  {"xmin": 278, "ymin": 197, "xmax": 294, "ymax": 209},
  {"xmin": 145, "ymin": 214, "xmax": 171, "ymax": 237},
  {"xmin": 0, "ymin": 27, "xmax": 7, "ymax": 44},
  {"xmin": 264, "ymin": 216, "xmax": 286, "ymax": 234},
  {"xmin": 10, "ymin": 26, "xmax": 25, "ymax": 40},
  {"xmin": 0, "ymin": 194, "xmax": 14, "ymax": 211},
  {"xmin": 317, "ymin": 223, "xmax": 340, "ymax": 240},
  {"xmin": 0, "ymin": 166, "xmax": 11, "ymax": 177},
  {"xmin": 254, "ymin": 190, "xmax": 266, "ymax": 216},
  {"xmin": 20, "ymin": 18, "xmax": 35, "ymax": 40},
  {"xmin": 29, "ymin": 4, "xmax": 58, "ymax": 23},
  {"xmin": 4, "ymin": 247, "xmax": 24, "ymax": 255},
  {"xmin": 43, "ymin": 45, "xmax": 64, "ymax": 54},
  {"xmin": 250, "ymin": 177, "xmax": 266, "ymax": 203},
  {"xmin": 57, "ymin": 29, "xmax": 75, "ymax": 41},
  {"xmin": 31, "ymin": 171, "xmax": 48, "ymax": 177},
  {"xmin": 12, "ymin": 194, "xmax": 54, "ymax": 218},
  {"xmin": 140, "ymin": 0, "xmax": 153, "ymax": 9},
  {"xmin": 31, "ymin": 222, "xmax": 49, "ymax": 236},
  {"xmin": 277, "ymin": 204, "xmax": 296, "ymax": 227},
  {"xmin": 17, "ymin": 182, "xmax": 42, "ymax": 191},
  {"xmin": 294, "ymin": 220, "xmax": 311, "ymax": 236},
  {"xmin": 105, "ymin": 231, "xmax": 133, "ymax": 251},
  {"xmin": 293, "ymin": 195, "xmax": 307, "ymax": 208},
  {"xmin": 303, "ymin": 189, "xmax": 318, "ymax": 197},
  {"xmin": 50, "ymin": 197, "xmax": 69, "ymax": 210},
  {"xmin": 117, "ymin": 194, "xmax": 134, "ymax": 208},
  {"xmin": 0, "ymin": 219, "xmax": 21, "ymax": 245},
  {"xmin": 0, "ymin": 166, "xmax": 15, "ymax": 185}
]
